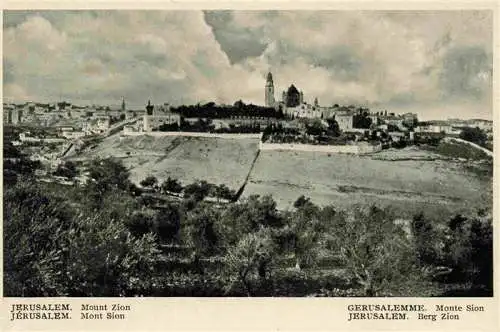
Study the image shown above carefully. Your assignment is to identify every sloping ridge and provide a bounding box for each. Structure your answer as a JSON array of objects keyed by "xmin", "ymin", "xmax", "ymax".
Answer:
[{"xmin": 444, "ymin": 137, "xmax": 493, "ymax": 157}]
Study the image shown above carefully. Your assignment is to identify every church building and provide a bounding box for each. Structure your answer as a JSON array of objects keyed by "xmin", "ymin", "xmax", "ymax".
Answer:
[{"xmin": 283, "ymin": 84, "xmax": 304, "ymax": 108}]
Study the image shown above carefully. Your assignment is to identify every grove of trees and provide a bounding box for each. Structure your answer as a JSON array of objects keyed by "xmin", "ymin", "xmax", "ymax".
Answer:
[
  {"xmin": 3, "ymin": 156, "xmax": 493, "ymax": 297},
  {"xmin": 459, "ymin": 127, "xmax": 488, "ymax": 148},
  {"xmin": 171, "ymin": 101, "xmax": 284, "ymax": 119}
]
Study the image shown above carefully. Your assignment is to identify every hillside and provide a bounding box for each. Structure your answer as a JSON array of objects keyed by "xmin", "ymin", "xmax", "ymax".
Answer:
[
  {"xmin": 76, "ymin": 134, "xmax": 492, "ymax": 219},
  {"xmin": 244, "ymin": 146, "xmax": 492, "ymax": 218},
  {"xmin": 77, "ymin": 134, "xmax": 260, "ymax": 189}
]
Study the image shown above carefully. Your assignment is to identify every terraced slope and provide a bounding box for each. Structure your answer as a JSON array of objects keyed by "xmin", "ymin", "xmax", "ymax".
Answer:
[
  {"xmin": 78, "ymin": 134, "xmax": 260, "ymax": 189},
  {"xmin": 244, "ymin": 146, "xmax": 492, "ymax": 218}
]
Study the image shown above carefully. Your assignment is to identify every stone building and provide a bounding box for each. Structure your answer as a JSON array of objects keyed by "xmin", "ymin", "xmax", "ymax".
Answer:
[
  {"xmin": 11, "ymin": 108, "xmax": 23, "ymax": 125},
  {"xmin": 283, "ymin": 84, "xmax": 304, "ymax": 108},
  {"xmin": 143, "ymin": 100, "xmax": 180, "ymax": 131},
  {"xmin": 334, "ymin": 110, "xmax": 354, "ymax": 131},
  {"xmin": 146, "ymin": 100, "xmax": 154, "ymax": 116}
]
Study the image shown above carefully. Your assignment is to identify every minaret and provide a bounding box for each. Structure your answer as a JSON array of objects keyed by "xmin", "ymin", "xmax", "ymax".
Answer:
[{"xmin": 265, "ymin": 72, "xmax": 275, "ymax": 107}]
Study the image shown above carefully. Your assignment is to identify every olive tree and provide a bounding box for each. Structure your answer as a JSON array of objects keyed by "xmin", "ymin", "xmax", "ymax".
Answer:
[
  {"xmin": 3, "ymin": 181, "xmax": 161, "ymax": 297},
  {"xmin": 326, "ymin": 206, "xmax": 420, "ymax": 296},
  {"xmin": 223, "ymin": 228, "xmax": 277, "ymax": 296}
]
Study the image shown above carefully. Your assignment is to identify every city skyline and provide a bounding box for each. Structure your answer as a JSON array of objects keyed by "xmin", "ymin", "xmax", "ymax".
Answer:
[{"xmin": 3, "ymin": 10, "xmax": 493, "ymax": 120}]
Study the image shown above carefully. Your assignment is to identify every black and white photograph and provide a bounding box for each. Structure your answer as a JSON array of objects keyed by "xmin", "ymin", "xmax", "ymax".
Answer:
[{"xmin": 3, "ymin": 9, "xmax": 494, "ymax": 298}]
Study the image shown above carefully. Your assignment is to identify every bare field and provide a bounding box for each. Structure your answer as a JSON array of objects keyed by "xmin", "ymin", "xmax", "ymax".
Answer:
[
  {"xmin": 79, "ymin": 134, "xmax": 260, "ymax": 189},
  {"xmin": 79, "ymin": 135, "xmax": 491, "ymax": 218},
  {"xmin": 244, "ymin": 147, "xmax": 492, "ymax": 218}
]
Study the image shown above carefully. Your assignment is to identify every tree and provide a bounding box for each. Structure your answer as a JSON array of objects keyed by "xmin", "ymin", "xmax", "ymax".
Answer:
[
  {"xmin": 216, "ymin": 195, "xmax": 284, "ymax": 248},
  {"xmin": 3, "ymin": 141, "xmax": 41, "ymax": 185},
  {"xmin": 353, "ymin": 112, "xmax": 372, "ymax": 129},
  {"xmin": 286, "ymin": 202, "xmax": 322, "ymax": 270},
  {"xmin": 3, "ymin": 181, "xmax": 161, "ymax": 296},
  {"xmin": 459, "ymin": 127, "xmax": 487, "ymax": 147},
  {"xmin": 182, "ymin": 203, "xmax": 221, "ymax": 258},
  {"xmin": 161, "ymin": 177, "xmax": 183, "ymax": 194},
  {"xmin": 87, "ymin": 158, "xmax": 132, "ymax": 194},
  {"xmin": 443, "ymin": 214, "xmax": 493, "ymax": 293},
  {"xmin": 448, "ymin": 214, "xmax": 467, "ymax": 232},
  {"xmin": 411, "ymin": 213, "xmax": 440, "ymax": 265},
  {"xmin": 125, "ymin": 211, "xmax": 156, "ymax": 238},
  {"xmin": 326, "ymin": 206, "xmax": 420, "ymax": 296},
  {"xmin": 305, "ymin": 119, "xmax": 324, "ymax": 136},
  {"xmin": 212, "ymin": 184, "xmax": 235, "ymax": 200},
  {"xmin": 53, "ymin": 161, "xmax": 78, "ymax": 179},
  {"xmin": 154, "ymin": 203, "xmax": 182, "ymax": 243},
  {"xmin": 85, "ymin": 158, "xmax": 133, "ymax": 208},
  {"xmin": 140, "ymin": 175, "xmax": 158, "ymax": 188},
  {"xmin": 184, "ymin": 180, "xmax": 211, "ymax": 202},
  {"xmin": 326, "ymin": 119, "xmax": 341, "ymax": 137},
  {"xmin": 293, "ymin": 195, "xmax": 310, "ymax": 209},
  {"xmin": 223, "ymin": 228, "xmax": 277, "ymax": 296}
]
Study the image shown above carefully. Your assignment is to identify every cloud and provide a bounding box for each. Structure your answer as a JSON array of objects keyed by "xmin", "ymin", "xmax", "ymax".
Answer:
[
  {"xmin": 216, "ymin": 11, "xmax": 492, "ymax": 107},
  {"xmin": 3, "ymin": 10, "xmax": 493, "ymax": 119}
]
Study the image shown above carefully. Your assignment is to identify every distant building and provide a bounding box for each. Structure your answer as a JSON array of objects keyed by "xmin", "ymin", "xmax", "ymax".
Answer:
[
  {"xmin": 25, "ymin": 102, "xmax": 36, "ymax": 114},
  {"xmin": 466, "ymin": 119, "xmax": 493, "ymax": 132},
  {"xmin": 286, "ymin": 103, "xmax": 323, "ymax": 119},
  {"xmin": 388, "ymin": 131, "xmax": 406, "ymax": 142},
  {"xmin": 321, "ymin": 106, "xmax": 338, "ymax": 120},
  {"xmin": 368, "ymin": 113, "xmax": 380, "ymax": 126},
  {"xmin": 402, "ymin": 113, "xmax": 418, "ymax": 128},
  {"xmin": 61, "ymin": 130, "xmax": 86, "ymax": 140},
  {"xmin": 265, "ymin": 72, "xmax": 275, "ymax": 107},
  {"xmin": 123, "ymin": 125, "xmax": 137, "ymax": 134},
  {"xmin": 334, "ymin": 110, "xmax": 354, "ymax": 131},
  {"xmin": 83, "ymin": 116, "xmax": 110, "ymax": 134},
  {"xmin": 143, "ymin": 114, "xmax": 181, "ymax": 132},
  {"xmin": 11, "ymin": 108, "xmax": 23, "ymax": 125},
  {"xmin": 415, "ymin": 121, "xmax": 462, "ymax": 135},
  {"xmin": 146, "ymin": 100, "xmax": 154, "ymax": 116},
  {"xmin": 143, "ymin": 101, "xmax": 180, "ymax": 131},
  {"xmin": 283, "ymin": 84, "xmax": 303, "ymax": 108},
  {"xmin": 3, "ymin": 105, "xmax": 14, "ymax": 124},
  {"xmin": 125, "ymin": 110, "xmax": 137, "ymax": 120},
  {"xmin": 381, "ymin": 114, "xmax": 406, "ymax": 130}
]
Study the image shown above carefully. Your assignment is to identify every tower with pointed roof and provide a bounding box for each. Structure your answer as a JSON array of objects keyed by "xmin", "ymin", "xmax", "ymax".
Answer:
[{"xmin": 265, "ymin": 72, "xmax": 275, "ymax": 107}]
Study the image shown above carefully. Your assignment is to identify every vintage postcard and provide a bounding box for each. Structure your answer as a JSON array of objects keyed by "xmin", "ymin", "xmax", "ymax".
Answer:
[{"xmin": 1, "ymin": 1, "xmax": 498, "ymax": 331}]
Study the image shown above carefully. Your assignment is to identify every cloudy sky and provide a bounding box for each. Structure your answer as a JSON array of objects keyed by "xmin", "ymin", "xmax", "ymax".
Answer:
[{"xmin": 3, "ymin": 10, "xmax": 493, "ymax": 120}]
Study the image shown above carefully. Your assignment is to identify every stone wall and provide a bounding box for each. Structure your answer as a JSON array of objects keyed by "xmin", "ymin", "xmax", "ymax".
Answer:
[
  {"xmin": 259, "ymin": 141, "xmax": 382, "ymax": 154},
  {"xmin": 121, "ymin": 130, "xmax": 263, "ymax": 140}
]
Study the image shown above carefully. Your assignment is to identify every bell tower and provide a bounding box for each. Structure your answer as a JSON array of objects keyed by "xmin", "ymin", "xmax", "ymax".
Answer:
[{"xmin": 265, "ymin": 72, "xmax": 275, "ymax": 107}]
